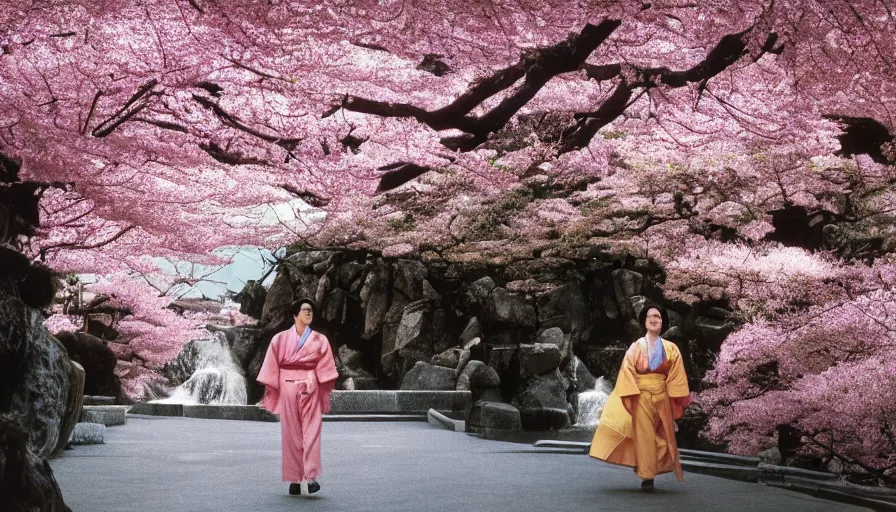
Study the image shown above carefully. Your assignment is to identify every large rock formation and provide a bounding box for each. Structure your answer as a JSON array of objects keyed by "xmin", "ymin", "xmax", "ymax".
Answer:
[
  {"xmin": 54, "ymin": 332, "xmax": 122, "ymax": 402},
  {"xmin": 221, "ymin": 248, "xmax": 730, "ymax": 435},
  {"xmin": 1, "ymin": 255, "xmax": 73, "ymax": 511}
]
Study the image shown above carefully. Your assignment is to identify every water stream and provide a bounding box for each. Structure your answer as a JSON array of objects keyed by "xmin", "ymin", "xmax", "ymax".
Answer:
[{"xmin": 152, "ymin": 332, "xmax": 247, "ymax": 405}]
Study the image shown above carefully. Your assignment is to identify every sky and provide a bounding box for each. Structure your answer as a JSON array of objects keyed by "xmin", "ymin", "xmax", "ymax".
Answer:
[{"xmin": 155, "ymin": 246, "xmax": 280, "ymax": 301}]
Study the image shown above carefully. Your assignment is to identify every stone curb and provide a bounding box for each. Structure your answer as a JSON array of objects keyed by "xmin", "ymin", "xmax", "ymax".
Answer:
[
  {"xmin": 530, "ymin": 440, "xmax": 896, "ymax": 510},
  {"xmin": 126, "ymin": 391, "xmax": 472, "ymax": 422},
  {"xmin": 427, "ymin": 409, "xmax": 465, "ymax": 432},
  {"xmin": 766, "ymin": 479, "xmax": 896, "ymax": 512},
  {"xmin": 80, "ymin": 406, "xmax": 127, "ymax": 426},
  {"xmin": 69, "ymin": 422, "xmax": 105, "ymax": 445},
  {"xmin": 183, "ymin": 405, "xmax": 279, "ymax": 422},
  {"xmin": 680, "ymin": 448, "xmax": 762, "ymax": 467},
  {"xmin": 325, "ymin": 414, "xmax": 427, "ymax": 422},
  {"xmin": 329, "ymin": 390, "xmax": 472, "ymax": 415}
]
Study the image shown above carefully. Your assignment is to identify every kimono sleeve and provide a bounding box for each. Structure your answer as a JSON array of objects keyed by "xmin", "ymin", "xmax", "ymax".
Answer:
[
  {"xmin": 315, "ymin": 335, "xmax": 339, "ymax": 414},
  {"xmin": 256, "ymin": 334, "xmax": 281, "ymax": 414},
  {"xmin": 664, "ymin": 341, "xmax": 691, "ymax": 419}
]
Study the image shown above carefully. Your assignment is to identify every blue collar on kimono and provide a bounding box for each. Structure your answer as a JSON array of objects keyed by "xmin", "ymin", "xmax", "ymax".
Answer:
[
  {"xmin": 647, "ymin": 336, "xmax": 665, "ymax": 371},
  {"xmin": 296, "ymin": 326, "xmax": 312, "ymax": 352}
]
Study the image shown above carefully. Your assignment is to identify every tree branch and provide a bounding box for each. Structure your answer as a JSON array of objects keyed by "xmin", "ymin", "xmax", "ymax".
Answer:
[
  {"xmin": 192, "ymin": 94, "xmax": 302, "ymax": 155},
  {"xmin": 92, "ymin": 79, "xmax": 160, "ymax": 137},
  {"xmin": 335, "ymin": 19, "xmax": 622, "ymax": 151}
]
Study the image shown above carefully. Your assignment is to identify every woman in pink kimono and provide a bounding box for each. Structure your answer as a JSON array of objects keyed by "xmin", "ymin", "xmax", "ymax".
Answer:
[{"xmin": 257, "ymin": 298, "xmax": 339, "ymax": 496}]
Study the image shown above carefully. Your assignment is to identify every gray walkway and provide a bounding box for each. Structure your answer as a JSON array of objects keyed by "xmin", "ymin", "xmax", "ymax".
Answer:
[{"xmin": 51, "ymin": 416, "xmax": 867, "ymax": 512}]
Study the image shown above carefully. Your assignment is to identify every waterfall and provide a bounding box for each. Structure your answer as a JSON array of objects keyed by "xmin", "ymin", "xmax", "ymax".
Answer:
[
  {"xmin": 152, "ymin": 332, "xmax": 247, "ymax": 405},
  {"xmin": 575, "ymin": 376, "xmax": 612, "ymax": 427}
]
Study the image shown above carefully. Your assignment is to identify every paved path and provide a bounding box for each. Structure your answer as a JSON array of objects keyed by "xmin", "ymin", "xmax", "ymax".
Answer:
[{"xmin": 51, "ymin": 416, "xmax": 867, "ymax": 512}]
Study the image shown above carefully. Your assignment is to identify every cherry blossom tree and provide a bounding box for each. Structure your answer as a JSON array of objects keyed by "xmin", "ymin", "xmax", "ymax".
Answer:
[{"xmin": 2, "ymin": 0, "xmax": 895, "ymax": 470}]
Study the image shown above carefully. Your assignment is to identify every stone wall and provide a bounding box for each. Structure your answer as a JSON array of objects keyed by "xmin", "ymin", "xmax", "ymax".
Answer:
[{"xmin": 230, "ymin": 249, "xmax": 735, "ymax": 433}]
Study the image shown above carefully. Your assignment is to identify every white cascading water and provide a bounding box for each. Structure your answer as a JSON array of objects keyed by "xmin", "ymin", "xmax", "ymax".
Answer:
[
  {"xmin": 575, "ymin": 376, "xmax": 612, "ymax": 427},
  {"xmin": 152, "ymin": 332, "xmax": 247, "ymax": 405}
]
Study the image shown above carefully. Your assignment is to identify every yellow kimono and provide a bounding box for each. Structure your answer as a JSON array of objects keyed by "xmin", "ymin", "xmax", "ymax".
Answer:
[{"xmin": 589, "ymin": 338, "xmax": 690, "ymax": 481}]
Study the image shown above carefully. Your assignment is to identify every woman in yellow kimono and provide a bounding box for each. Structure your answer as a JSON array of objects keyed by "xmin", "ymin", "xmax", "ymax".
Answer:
[{"xmin": 589, "ymin": 304, "xmax": 690, "ymax": 491}]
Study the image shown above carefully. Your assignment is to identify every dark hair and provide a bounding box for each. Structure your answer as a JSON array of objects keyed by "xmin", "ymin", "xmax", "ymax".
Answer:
[
  {"xmin": 639, "ymin": 303, "xmax": 669, "ymax": 331},
  {"xmin": 289, "ymin": 298, "xmax": 316, "ymax": 318}
]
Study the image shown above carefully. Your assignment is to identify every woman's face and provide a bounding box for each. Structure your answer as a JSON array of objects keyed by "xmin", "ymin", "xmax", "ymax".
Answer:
[
  {"xmin": 644, "ymin": 307, "xmax": 663, "ymax": 333},
  {"xmin": 294, "ymin": 303, "xmax": 313, "ymax": 327}
]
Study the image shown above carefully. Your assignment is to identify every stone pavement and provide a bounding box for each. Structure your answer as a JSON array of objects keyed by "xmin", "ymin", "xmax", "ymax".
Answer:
[{"xmin": 50, "ymin": 416, "xmax": 868, "ymax": 512}]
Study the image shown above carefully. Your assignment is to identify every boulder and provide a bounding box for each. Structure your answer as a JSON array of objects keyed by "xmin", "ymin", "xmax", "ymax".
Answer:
[
  {"xmin": 466, "ymin": 277, "xmax": 496, "ymax": 303},
  {"xmin": 313, "ymin": 274, "xmax": 330, "ymax": 308},
  {"xmin": 474, "ymin": 388, "xmax": 503, "ymax": 403},
  {"xmin": 360, "ymin": 264, "xmax": 390, "ymax": 338},
  {"xmin": 536, "ymin": 284, "xmax": 590, "ymax": 344},
  {"xmin": 564, "ymin": 355, "xmax": 597, "ymax": 393},
  {"xmin": 695, "ymin": 316, "xmax": 736, "ymax": 351},
  {"xmin": 463, "ymin": 336, "xmax": 481, "ymax": 351},
  {"xmin": 511, "ymin": 370, "xmax": 572, "ymax": 430},
  {"xmin": 282, "ymin": 250, "xmax": 334, "ymax": 270},
  {"xmin": 431, "ymin": 347, "xmax": 464, "ymax": 368},
  {"xmin": 54, "ymin": 331, "xmax": 122, "ymax": 401},
  {"xmin": 459, "ymin": 317, "xmax": 481, "ymax": 345},
  {"xmin": 320, "ymin": 288, "xmax": 348, "ymax": 323},
  {"xmin": 400, "ymin": 361, "xmax": 456, "ymax": 390},
  {"xmin": 259, "ymin": 270, "xmax": 293, "ymax": 331},
  {"xmin": 338, "ymin": 345, "xmax": 377, "ymax": 388},
  {"xmin": 431, "ymin": 308, "xmax": 454, "ymax": 354},
  {"xmin": 612, "ymin": 269, "xmax": 643, "ymax": 300},
  {"xmin": 0, "ymin": 426, "xmax": 71, "ymax": 512},
  {"xmin": 52, "ymin": 361, "xmax": 85, "ymax": 455},
  {"xmin": 393, "ymin": 260, "xmax": 428, "ymax": 300},
  {"xmin": 456, "ymin": 361, "xmax": 501, "ymax": 391},
  {"xmin": 519, "ymin": 343, "xmax": 562, "ymax": 377},
  {"xmin": 228, "ymin": 327, "xmax": 263, "ymax": 372},
  {"xmin": 0, "ymin": 291, "xmax": 72, "ymax": 512},
  {"xmin": 337, "ymin": 262, "xmax": 366, "ymax": 291},
  {"xmin": 455, "ymin": 349, "xmax": 472, "ymax": 376},
  {"xmin": 584, "ymin": 346, "xmax": 627, "ymax": 379},
  {"xmin": 422, "ymin": 280, "xmax": 441, "ymax": 301},
  {"xmin": 486, "ymin": 344, "xmax": 517, "ymax": 378},
  {"xmin": 758, "ymin": 446, "xmax": 783, "ymax": 465},
  {"xmin": 491, "ymin": 288, "xmax": 536, "ymax": 327},
  {"xmin": 3, "ymin": 306, "xmax": 71, "ymax": 459},
  {"xmin": 537, "ymin": 327, "xmax": 570, "ymax": 361},
  {"xmin": 468, "ymin": 401, "xmax": 522, "ymax": 432},
  {"xmin": 391, "ymin": 301, "xmax": 436, "ymax": 372},
  {"xmin": 341, "ymin": 376, "xmax": 378, "ymax": 390},
  {"xmin": 236, "ymin": 280, "xmax": 267, "ymax": 320},
  {"xmin": 338, "ymin": 345, "xmax": 367, "ymax": 370}
]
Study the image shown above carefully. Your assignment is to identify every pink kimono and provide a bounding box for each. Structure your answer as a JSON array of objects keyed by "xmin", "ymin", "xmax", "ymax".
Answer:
[{"xmin": 257, "ymin": 328, "xmax": 338, "ymax": 482}]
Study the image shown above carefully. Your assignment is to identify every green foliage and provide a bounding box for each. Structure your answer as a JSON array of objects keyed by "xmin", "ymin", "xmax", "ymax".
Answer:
[
  {"xmin": 464, "ymin": 187, "xmax": 534, "ymax": 240},
  {"xmin": 389, "ymin": 213, "xmax": 417, "ymax": 232},
  {"xmin": 601, "ymin": 130, "xmax": 626, "ymax": 140}
]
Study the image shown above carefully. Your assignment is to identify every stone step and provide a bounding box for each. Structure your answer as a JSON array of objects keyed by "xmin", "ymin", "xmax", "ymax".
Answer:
[
  {"xmin": 80, "ymin": 406, "xmax": 127, "ymax": 426},
  {"xmin": 82, "ymin": 395, "xmax": 116, "ymax": 406},
  {"xmin": 128, "ymin": 403, "xmax": 184, "ymax": 416},
  {"xmin": 69, "ymin": 422, "xmax": 105, "ymax": 445}
]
